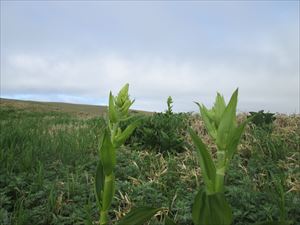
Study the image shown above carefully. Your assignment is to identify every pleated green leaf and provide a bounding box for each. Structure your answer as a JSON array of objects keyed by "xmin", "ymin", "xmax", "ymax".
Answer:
[
  {"xmin": 192, "ymin": 188, "xmax": 233, "ymax": 225},
  {"xmin": 216, "ymin": 89, "xmax": 238, "ymax": 150},
  {"xmin": 188, "ymin": 128, "xmax": 216, "ymax": 193},
  {"xmin": 120, "ymin": 99, "xmax": 134, "ymax": 115},
  {"xmin": 117, "ymin": 207, "xmax": 162, "ymax": 225},
  {"xmin": 192, "ymin": 188, "xmax": 206, "ymax": 225},
  {"xmin": 114, "ymin": 117, "xmax": 141, "ymax": 147},
  {"xmin": 206, "ymin": 191, "xmax": 233, "ymax": 225},
  {"xmin": 115, "ymin": 83, "xmax": 129, "ymax": 107},
  {"xmin": 225, "ymin": 119, "xmax": 248, "ymax": 165},
  {"xmin": 198, "ymin": 104, "xmax": 217, "ymax": 140},
  {"xmin": 100, "ymin": 129, "xmax": 116, "ymax": 175},
  {"xmin": 213, "ymin": 93, "xmax": 226, "ymax": 126},
  {"xmin": 109, "ymin": 92, "xmax": 118, "ymax": 123},
  {"xmin": 101, "ymin": 173, "xmax": 115, "ymax": 211}
]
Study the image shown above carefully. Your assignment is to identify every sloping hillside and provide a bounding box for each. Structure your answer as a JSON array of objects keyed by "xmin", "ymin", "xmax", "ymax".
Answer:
[{"xmin": 0, "ymin": 98, "xmax": 149, "ymax": 117}]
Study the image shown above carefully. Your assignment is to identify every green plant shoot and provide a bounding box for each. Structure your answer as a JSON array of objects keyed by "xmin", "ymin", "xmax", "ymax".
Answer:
[
  {"xmin": 95, "ymin": 84, "xmax": 140, "ymax": 225},
  {"xmin": 189, "ymin": 89, "xmax": 250, "ymax": 225},
  {"xmin": 166, "ymin": 96, "xmax": 173, "ymax": 115}
]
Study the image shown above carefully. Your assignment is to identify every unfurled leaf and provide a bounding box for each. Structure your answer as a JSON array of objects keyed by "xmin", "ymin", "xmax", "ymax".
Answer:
[
  {"xmin": 101, "ymin": 173, "xmax": 115, "ymax": 211},
  {"xmin": 216, "ymin": 89, "xmax": 238, "ymax": 150},
  {"xmin": 206, "ymin": 191, "xmax": 233, "ymax": 225},
  {"xmin": 100, "ymin": 129, "xmax": 116, "ymax": 175},
  {"xmin": 198, "ymin": 104, "xmax": 217, "ymax": 140},
  {"xmin": 117, "ymin": 207, "xmax": 162, "ymax": 225},
  {"xmin": 115, "ymin": 83, "xmax": 130, "ymax": 107},
  {"xmin": 213, "ymin": 93, "xmax": 226, "ymax": 126},
  {"xmin": 192, "ymin": 188, "xmax": 233, "ymax": 225},
  {"xmin": 192, "ymin": 188, "xmax": 206, "ymax": 225},
  {"xmin": 188, "ymin": 128, "xmax": 216, "ymax": 193},
  {"xmin": 109, "ymin": 92, "xmax": 118, "ymax": 123},
  {"xmin": 120, "ymin": 99, "xmax": 134, "ymax": 115},
  {"xmin": 114, "ymin": 117, "xmax": 141, "ymax": 147},
  {"xmin": 225, "ymin": 119, "xmax": 249, "ymax": 166}
]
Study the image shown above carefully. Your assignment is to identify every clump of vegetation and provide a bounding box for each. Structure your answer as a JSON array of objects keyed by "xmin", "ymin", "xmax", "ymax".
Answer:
[
  {"xmin": 248, "ymin": 110, "xmax": 276, "ymax": 131},
  {"xmin": 114, "ymin": 88, "xmax": 295, "ymax": 225},
  {"xmin": 124, "ymin": 97, "xmax": 189, "ymax": 154}
]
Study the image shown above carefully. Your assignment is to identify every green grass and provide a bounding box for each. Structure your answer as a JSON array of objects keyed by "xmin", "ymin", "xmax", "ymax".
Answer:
[{"xmin": 0, "ymin": 101, "xmax": 299, "ymax": 225}]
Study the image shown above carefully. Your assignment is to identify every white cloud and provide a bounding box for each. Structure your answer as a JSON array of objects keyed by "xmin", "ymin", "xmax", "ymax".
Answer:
[
  {"xmin": 1, "ymin": 47, "xmax": 299, "ymax": 113},
  {"xmin": 1, "ymin": 0, "xmax": 298, "ymax": 113}
]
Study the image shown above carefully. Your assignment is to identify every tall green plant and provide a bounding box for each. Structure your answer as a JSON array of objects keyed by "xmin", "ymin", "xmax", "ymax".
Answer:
[
  {"xmin": 166, "ymin": 96, "xmax": 173, "ymax": 115},
  {"xmin": 189, "ymin": 89, "xmax": 249, "ymax": 225},
  {"xmin": 124, "ymin": 96, "xmax": 189, "ymax": 154},
  {"xmin": 95, "ymin": 84, "xmax": 140, "ymax": 225}
]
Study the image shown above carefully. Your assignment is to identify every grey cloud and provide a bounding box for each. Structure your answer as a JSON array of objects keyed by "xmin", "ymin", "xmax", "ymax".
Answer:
[
  {"xmin": 1, "ymin": 45, "xmax": 298, "ymax": 113},
  {"xmin": 1, "ymin": 1, "xmax": 299, "ymax": 113}
]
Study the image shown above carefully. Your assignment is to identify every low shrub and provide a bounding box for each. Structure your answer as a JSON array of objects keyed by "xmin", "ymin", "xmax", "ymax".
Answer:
[
  {"xmin": 136, "ymin": 112, "xmax": 189, "ymax": 154},
  {"xmin": 248, "ymin": 110, "xmax": 276, "ymax": 131},
  {"xmin": 122, "ymin": 110, "xmax": 190, "ymax": 154}
]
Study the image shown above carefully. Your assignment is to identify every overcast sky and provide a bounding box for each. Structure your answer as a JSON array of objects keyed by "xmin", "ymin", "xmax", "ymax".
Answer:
[{"xmin": 1, "ymin": 1, "xmax": 299, "ymax": 113}]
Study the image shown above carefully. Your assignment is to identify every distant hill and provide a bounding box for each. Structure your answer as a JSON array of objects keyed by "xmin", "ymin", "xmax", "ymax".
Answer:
[{"xmin": 0, "ymin": 98, "xmax": 148, "ymax": 117}]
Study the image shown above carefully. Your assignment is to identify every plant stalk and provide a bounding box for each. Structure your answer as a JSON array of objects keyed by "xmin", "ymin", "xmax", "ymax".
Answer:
[{"xmin": 100, "ymin": 174, "xmax": 115, "ymax": 225}]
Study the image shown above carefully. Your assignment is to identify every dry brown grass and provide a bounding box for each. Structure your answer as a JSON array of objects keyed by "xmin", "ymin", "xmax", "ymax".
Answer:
[{"xmin": 0, "ymin": 98, "xmax": 149, "ymax": 118}]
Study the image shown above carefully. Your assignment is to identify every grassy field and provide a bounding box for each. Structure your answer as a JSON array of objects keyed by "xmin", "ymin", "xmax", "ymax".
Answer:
[
  {"xmin": 0, "ymin": 98, "xmax": 148, "ymax": 118},
  {"xmin": 0, "ymin": 99, "xmax": 299, "ymax": 225}
]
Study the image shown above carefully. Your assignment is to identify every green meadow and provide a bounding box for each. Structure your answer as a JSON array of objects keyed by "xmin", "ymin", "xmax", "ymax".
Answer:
[{"xmin": 0, "ymin": 99, "xmax": 299, "ymax": 225}]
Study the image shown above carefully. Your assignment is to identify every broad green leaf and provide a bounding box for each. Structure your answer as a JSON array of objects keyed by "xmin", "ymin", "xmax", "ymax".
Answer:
[
  {"xmin": 192, "ymin": 188, "xmax": 206, "ymax": 225},
  {"xmin": 109, "ymin": 92, "xmax": 118, "ymax": 123},
  {"xmin": 188, "ymin": 128, "xmax": 216, "ymax": 193},
  {"xmin": 117, "ymin": 207, "xmax": 162, "ymax": 225},
  {"xmin": 101, "ymin": 173, "xmax": 115, "ymax": 211},
  {"xmin": 100, "ymin": 129, "xmax": 116, "ymax": 175},
  {"xmin": 225, "ymin": 119, "xmax": 248, "ymax": 166},
  {"xmin": 120, "ymin": 99, "xmax": 134, "ymax": 115},
  {"xmin": 119, "ymin": 115, "xmax": 135, "ymax": 122},
  {"xmin": 114, "ymin": 117, "xmax": 141, "ymax": 147},
  {"xmin": 213, "ymin": 93, "xmax": 226, "ymax": 126},
  {"xmin": 206, "ymin": 192, "xmax": 233, "ymax": 225},
  {"xmin": 198, "ymin": 104, "xmax": 217, "ymax": 140},
  {"xmin": 165, "ymin": 216, "xmax": 177, "ymax": 225},
  {"xmin": 116, "ymin": 83, "xmax": 129, "ymax": 107},
  {"xmin": 192, "ymin": 188, "xmax": 233, "ymax": 225},
  {"xmin": 95, "ymin": 161, "xmax": 104, "ymax": 207},
  {"xmin": 216, "ymin": 89, "xmax": 238, "ymax": 150}
]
